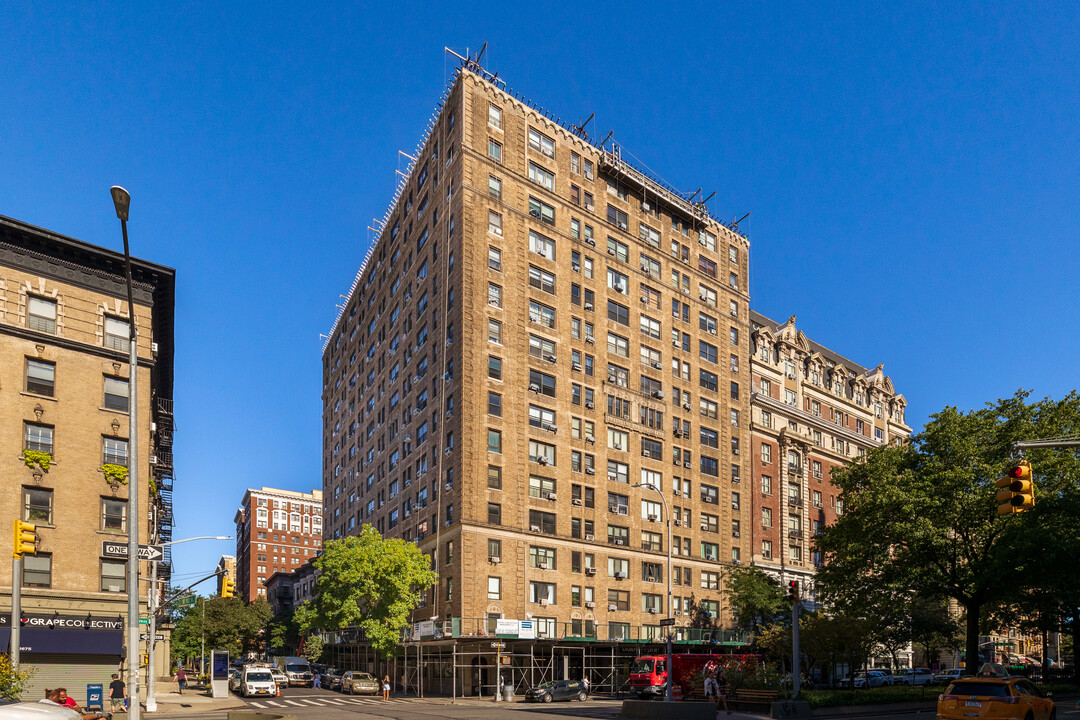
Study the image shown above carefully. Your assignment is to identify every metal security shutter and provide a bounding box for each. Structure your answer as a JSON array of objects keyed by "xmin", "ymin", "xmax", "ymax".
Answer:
[{"xmin": 24, "ymin": 654, "xmax": 121, "ymax": 706}]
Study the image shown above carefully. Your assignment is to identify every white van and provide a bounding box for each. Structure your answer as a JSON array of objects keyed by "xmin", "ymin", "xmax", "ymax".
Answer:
[{"xmin": 241, "ymin": 667, "xmax": 278, "ymax": 697}]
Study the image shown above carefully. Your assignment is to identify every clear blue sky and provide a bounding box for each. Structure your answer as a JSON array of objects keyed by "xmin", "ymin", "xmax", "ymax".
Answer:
[{"xmin": 3, "ymin": 2, "xmax": 1077, "ymax": 586}]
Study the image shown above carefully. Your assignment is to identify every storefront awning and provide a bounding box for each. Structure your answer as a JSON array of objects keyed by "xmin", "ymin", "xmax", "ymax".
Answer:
[{"xmin": 2, "ymin": 628, "xmax": 123, "ymax": 655}]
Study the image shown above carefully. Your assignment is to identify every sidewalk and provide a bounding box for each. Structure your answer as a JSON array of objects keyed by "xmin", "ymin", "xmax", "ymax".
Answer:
[{"xmin": 111, "ymin": 689, "xmax": 248, "ymax": 715}]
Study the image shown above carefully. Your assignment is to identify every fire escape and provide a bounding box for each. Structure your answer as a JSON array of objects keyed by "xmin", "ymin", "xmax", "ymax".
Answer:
[{"xmin": 153, "ymin": 396, "xmax": 175, "ymax": 581}]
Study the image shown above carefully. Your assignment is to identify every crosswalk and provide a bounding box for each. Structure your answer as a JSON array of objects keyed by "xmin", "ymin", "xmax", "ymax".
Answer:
[{"xmin": 246, "ymin": 696, "xmax": 432, "ymax": 709}]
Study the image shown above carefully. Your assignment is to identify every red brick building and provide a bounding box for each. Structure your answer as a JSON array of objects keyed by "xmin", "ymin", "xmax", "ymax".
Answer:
[
  {"xmin": 233, "ymin": 486, "xmax": 323, "ymax": 602},
  {"xmin": 748, "ymin": 312, "xmax": 910, "ymax": 602}
]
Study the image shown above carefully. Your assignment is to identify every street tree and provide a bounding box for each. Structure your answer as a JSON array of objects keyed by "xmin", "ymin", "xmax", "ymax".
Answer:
[
  {"xmin": 816, "ymin": 391, "xmax": 1080, "ymax": 674},
  {"xmin": 170, "ymin": 596, "xmax": 272, "ymax": 665},
  {"xmin": 724, "ymin": 565, "xmax": 787, "ymax": 634},
  {"xmin": 297, "ymin": 524, "xmax": 437, "ymax": 657}
]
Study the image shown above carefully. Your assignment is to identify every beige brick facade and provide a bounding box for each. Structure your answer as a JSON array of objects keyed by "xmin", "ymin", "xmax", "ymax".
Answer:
[
  {"xmin": 323, "ymin": 69, "xmax": 754, "ymax": 640},
  {"xmin": 0, "ymin": 215, "xmax": 175, "ymax": 692}
]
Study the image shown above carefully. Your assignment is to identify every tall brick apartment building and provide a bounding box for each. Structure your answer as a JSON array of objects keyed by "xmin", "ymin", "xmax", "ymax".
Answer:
[
  {"xmin": 748, "ymin": 312, "xmax": 910, "ymax": 602},
  {"xmin": 0, "ymin": 215, "xmax": 175, "ymax": 694},
  {"xmin": 321, "ymin": 63, "xmax": 753, "ymax": 684},
  {"xmin": 233, "ymin": 487, "xmax": 323, "ymax": 602}
]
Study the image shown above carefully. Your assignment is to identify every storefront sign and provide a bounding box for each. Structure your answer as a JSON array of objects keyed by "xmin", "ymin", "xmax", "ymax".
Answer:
[{"xmin": 0, "ymin": 612, "xmax": 123, "ymax": 631}]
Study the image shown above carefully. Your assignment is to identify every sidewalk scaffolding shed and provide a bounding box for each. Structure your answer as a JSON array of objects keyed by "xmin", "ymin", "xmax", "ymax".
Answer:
[{"xmin": 320, "ymin": 616, "xmax": 750, "ymax": 699}]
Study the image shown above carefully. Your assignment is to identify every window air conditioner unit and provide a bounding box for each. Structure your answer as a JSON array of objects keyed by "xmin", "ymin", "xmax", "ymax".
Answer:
[
  {"xmin": 538, "ymin": 457, "xmax": 548, "ymax": 465},
  {"xmin": 585, "ymin": 401, "xmax": 595, "ymax": 410},
  {"xmin": 585, "ymin": 601, "xmax": 596, "ymax": 608},
  {"xmin": 618, "ymin": 507, "xmax": 628, "ymax": 516},
  {"xmin": 684, "ymin": 460, "xmax": 691, "ymax": 468},
  {"xmin": 615, "ymin": 538, "xmax": 626, "ymax": 546},
  {"xmin": 488, "ymin": 299, "xmax": 499, "ymax": 306},
  {"xmin": 649, "ymin": 608, "xmax": 659, "ymax": 614},
  {"xmin": 545, "ymin": 492, "xmax": 557, "ymax": 501},
  {"xmin": 673, "ymin": 519, "xmax": 682, "ymax": 526},
  {"xmin": 445, "ymin": 448, "xmax": 453, "ymax": 456},
  {"xmin": 586, "ymin": 238, "xmax": 596, "ymax": 246},
  {"xmin": 641, "ymin": 201, "xmax": 651, "ymax": 212},
  {"xmin": 608, "ymin": 473, "xmax": 618, "ymax": 482},
  {"xmin": 607, "ymin": 248, "xmax": 616, "ymax": 256},
  {"xmin": 538, "ymin": 562, "xmax": 549, "ymax": 570},
  {"xmin": 529, "ymin": 383, "xmax": 540, "ymax": 393},
  {"xmin": 445, "ymin": 482, "xmax": 453, "ymax": 490},
  {"xmin": 648, "ymin": 514, "xmax": 658, "ymax": 522},
  {"xmin": 572, "ymin": 498, "xmax": 583, "ymax": 506},
  {"xmin": 682, "ymin": 402, "xmax": 691, "ymax": 410},
  {"xmin": 615, "ymin": 571, "xmax": 627, "ymax": 580},
  {"xmin": 674, "ymin": 610, "xmax": 682, "ymax": 616},
  {"xmin": 652, "ymin": 362, "xmax": 662, "ymax": 370},
  {"xmin": 613, "ymin": 443, "xmax": 622, "ymax": 451},
  {"xmin": 642, "ymin": 450, "xmax": 651, "ymax": 458},
  {"xmin": 543, "ymin": 423, "xmax": 558, "ymax": 433},
  {"xmin": 584, "ymin": 303, "xmax": 594, "ymax": 311},
  {"xmin": 653, "ymin": 391, "xmax": 664, "ymax": 399},
  {"xmin": 733, "ymin": 531, "xmax": 741, "ymax": 538},
  {"xmin": 673, "ymin": 429, "xmax": 681, "ymax": 438},
  {"xmin": 572, "ymin": 362, "xmax": 582, "ymax": 371},
  {"xmin": 149, "ymin": 455, "xmax": 158, "ymax": 465},
  {"xmin": 539, "ymin": 599, "xmax": 550, "ymax": 606},
  {"xmin": 585, "ymin": 467, "xmax": 596, "ymax": 476},
  {"xmin": 674, "ymin": 489, "xmax": 682, "ymax": 497},
  {"xmin": 530, "ymin": 525, "xmax": 541, "ymax": 532},
  {"xmin": 544, "ymin": 354, "xmax": 557, "ymax": 363},
  {"xmin": 673, "ymin": 340, "xmax": 680, "ymax": 348},
  {"xmin": 585, "ymin": 336, "xmax": 594, "ymax": 344},
  {"xmin": 585, "ymin": 567, "xmax": 597, "ymax": 576},
  {"xmin": 584, "ymin": 533, "xmax": 594, "ymax": 541},
  {"xmin": 608, "ymin": 604, "xmax": 618, "ymax": 611},
  {"xmin": 572, "ymin": 263, "xmax": 580, "ymax": 272},
  {"xmin": 641, "ymin": 263, "xmax": 650, "ymax": 272}
]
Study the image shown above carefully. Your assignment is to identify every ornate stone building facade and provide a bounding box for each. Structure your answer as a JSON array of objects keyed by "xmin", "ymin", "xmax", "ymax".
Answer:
[{"xmin": 748, "ymin": 311, "xmax": 910, "ymax": 601}]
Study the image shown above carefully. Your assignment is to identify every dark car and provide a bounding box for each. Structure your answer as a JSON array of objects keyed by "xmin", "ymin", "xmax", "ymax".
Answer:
[
  {"xmin": 525, "ymin": 680, "xmax": 588, "ymax": 703},
  {"xmin": 322, "ymin": 667, "xmax": 344, "ymax": 691}
]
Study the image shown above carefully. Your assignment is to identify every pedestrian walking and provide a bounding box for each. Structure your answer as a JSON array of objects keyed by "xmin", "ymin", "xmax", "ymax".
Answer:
[
  {"xmin": 174, "ymin": 666, "xmax": 187, "ymax": 695},
  {"xmin": 382, "ymin": 675, "xmax": 390, "ymax": 701},
  {"xmin": 714, "ymin": 671, "xmax": 731, "ymax": 718},
  {"xmin": 313, "ymin": 670, "xmax": 321, "ymax": 689},
  {"xmin": 108, "ymin": 674, "xmax": 126, "ymax": 714},
  {"xmin": 582, "ymin": 675, "xmax": 590, "ymax": 697}
]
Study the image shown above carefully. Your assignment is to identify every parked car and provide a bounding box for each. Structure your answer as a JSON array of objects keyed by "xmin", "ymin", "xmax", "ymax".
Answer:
[
  {"xmin": 228, "ymin": 669, "xmax": 243, "ymax": 693},
  {"xmin": 938, "ymin": 676, "xmax": 1054, "ymax": 720},
  {"xmin": 524, "ymin": 680, "xmax": 588, "ymax": 702},
  {"xmin": 839, "ymin": 670, "xmax": 892, "ymax": 688},
  {"xmin": 240, "ymin": 668, "xmax": 278, "ymax": 698},
  {"xmin": 341, "ymin": 671, "xmax": 379, "ymax": 695},
  {"xmin": 898, "ymin": 667, "xmax": 935, "ymax": 686},
  {"xmin": 0, "ymin": 702, "xmax": 80, "ymax": 720},
  {"xmin": 934, "ymin": 668, "xmax": 966, "ymax": 684},
  {"xmin": 269, "ymin": 668, "xmax": 288, "ymax": 688},
  {"xmin": 321, "ymin": 667, "xmax": 343, "ymax": 691}
]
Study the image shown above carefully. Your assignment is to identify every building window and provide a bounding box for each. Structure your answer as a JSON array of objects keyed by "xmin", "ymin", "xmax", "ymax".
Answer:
[
  {"xmin": 488, "ymin": 538, "xmax": 502, "ymax": 558},
  {"xmin": 28, "ymin": 296, "xmax": 57, "ymax": 334},
  {"xmin": 102, "ymin": 497, "xmax": 127, "ymax": 532},
  {"xmin": 488, "ymin": 392, "xmax": 502, "ymax": 417},
  {"xmin": 488, "ymin": 576, "xmax": 501, "ymax": 600},
  {"xmin": 103, "ymin": 438, "xmax": 129, "ymax": 466},
  {"xmin": 104, "ymin": 376, "xmax": 129, "ymax": 411},
  {"xmin": 26, "ymin": 359, "xmax": 55, "ymax": 396},
  {"xmin": 488, "ymin": 139, "xmax": 502, "ymax": 163},
  {"xmin": 25, "ymin": 423, "xmax": 53, "ymax": 455},
  {"xmin": 487, "ymin": 429, "xmax": 502, "ymax": 454},
  {"xmin": 528, "ymin": 128, "xmax": 555, "ymax": 158},
  {"xmin": 487, "ymin": 503, "xmax": 502, "ymax": 526},
  {"xmin": 24, "ymin": 487, "xmax": 52, "ymax": 524},
  {"xmin": 488, "ymin": 318, "xmax": 502, "ymax": 344},
  {"xmin": 488, "ymin": 104, "xmax": 502, "ymax": 129},
  {"xmin": 23, "ymin": 554, "xmax": 51, "ymax": 588},
  {"xmin": 101, "ymin": 559, "xmax": 126, "ymax": 592},
  {"xmin": 529, "ymin": 162, "xmax": 555, "ymax": 191},
  {"xmin": 104, "ymin": 316, "xmax": 130, "ymax": 352},
  {"xmin": 488, "ymin": 356, "xmax": 502, "ymax": 380}
]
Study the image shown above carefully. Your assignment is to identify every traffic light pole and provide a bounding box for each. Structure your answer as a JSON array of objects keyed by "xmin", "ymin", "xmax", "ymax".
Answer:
[
  {"xmin": 11, "ymin": 556, "xmax": 21, "ymax": 666},
  {"xmin": 791, "ymin": 601, "xmax": 801, "ymax": 699}
]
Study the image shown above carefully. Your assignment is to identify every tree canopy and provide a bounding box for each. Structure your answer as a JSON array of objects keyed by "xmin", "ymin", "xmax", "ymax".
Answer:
[
  {"xmin": 296, "ymin": 524, "xmax": 437, "ymax": 657},
  {"xmin": 170, "ymin": 596, "xmax": 273, "ymax": 666},
  {"xmin": 725, "ymin": 565, "xmax": 787, "ymax": 634},
  {"xmin": 815, "ymin": 390, "xmax": 1080, "ymax": 673}
]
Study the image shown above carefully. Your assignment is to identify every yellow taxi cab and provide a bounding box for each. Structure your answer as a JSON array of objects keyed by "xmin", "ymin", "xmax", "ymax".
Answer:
[{"xmin": 938, "ymin": 671, "xmax": 1055, "ymax": 720}]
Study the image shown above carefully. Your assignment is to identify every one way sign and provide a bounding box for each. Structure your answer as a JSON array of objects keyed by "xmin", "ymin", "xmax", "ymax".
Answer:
[{"xmin": 101, "ymin": 541, "xmax": 164, "ymax": 562}]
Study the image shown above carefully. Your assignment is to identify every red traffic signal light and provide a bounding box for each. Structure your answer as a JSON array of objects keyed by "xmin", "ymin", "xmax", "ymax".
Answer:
[
  {"xmin": 786, "ymin": 580, "xmax": 800, "ymax": 603},
  {"xmin": 996, "ymin": 461, "xmax": 1035, "ymax": 515}
]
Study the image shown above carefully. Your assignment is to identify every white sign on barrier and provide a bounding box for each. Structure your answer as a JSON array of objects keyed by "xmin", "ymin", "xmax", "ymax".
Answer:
[{"xmin": 495, "ymin": 618, "xmax": 519, "ymax": 636}]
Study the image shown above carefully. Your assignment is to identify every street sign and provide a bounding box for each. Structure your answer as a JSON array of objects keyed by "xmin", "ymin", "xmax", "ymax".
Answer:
[
  {"xmin": 139, "ymin": 633, "xmax": 165, "ymax": 642},
  {"xmin": 174, "ymin": 595, "xmax": 198, "ymax": 607},
  {"xmin": 101, "ymin": 541, "xmax": 164, "ymax": 562},
  {"xmin": 659, "ymin": 618, "xmax": 676, "ymax": 627},
  {"xmin": 490, "ymin": 642, "xmax": 505, "ymax": 649},
  {"xmin": 138, "ymin": 618, "xmax": 149, "ymax": 625}
]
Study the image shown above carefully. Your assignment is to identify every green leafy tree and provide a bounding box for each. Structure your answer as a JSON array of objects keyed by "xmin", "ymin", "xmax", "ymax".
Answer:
[
  {"xmin": 0, "ymin": 655, "xmax": 35, "ymax": 700},
  {"xmin": 300, "ymin": 633, "xmax": 324, "ymax": 665},
  {"xmin": 297, "ymin": 524, "xmax": 437, "ymax": 657},
  {"xmin": 170, "ymin": 596, "xmax": 273, "ymax": 665},
  {"xmin": 816, "ymin": 391, "xmax": 1080, "ymax": 674},
  {"xmin": 725, "ymin": 565, "xmax": 787, "ymax": 634},
  {"xmin": 267, "ymin": 610, "xmax": 301, "ymax": 655},
  {"xmin": 909, "ymin": 595, "xmax": 961, "ymax": 667}
]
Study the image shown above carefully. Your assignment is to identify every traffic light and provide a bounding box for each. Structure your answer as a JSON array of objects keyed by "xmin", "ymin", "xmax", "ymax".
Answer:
[
  {"xmin": 221, "ymin": 576, "xmax": 235, "ymax": 599},
  {"xmin": 996, "ymin": 460, "xmax": 1035, "ymax": 515},
  {"xmin": 13, "ymin": 520, "xmax": 37, "ymax": 558},
  {"xmin": 786, "ymin": 580, "xmax": 800, "ymax": 604}
]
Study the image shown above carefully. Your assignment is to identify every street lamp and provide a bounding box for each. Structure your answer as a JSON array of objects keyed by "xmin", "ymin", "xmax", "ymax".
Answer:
[
  {"xmin": 632, "ymin": 482, "xmax": 672, "ymax": 702},
  {"xmin": 145, "ymin": 536, "xmax": 232, "ymax": 712},
  {"xmin": 110, "ymin": 186, "xmax": 140, "ymax": 720}
]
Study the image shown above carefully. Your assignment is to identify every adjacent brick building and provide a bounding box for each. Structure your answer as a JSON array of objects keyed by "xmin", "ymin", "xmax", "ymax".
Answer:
[
  {"xmin": 748, "ymin": 312, "xmax": 910, "ymax": 601},
  {"xmin": 0, "ymin": 214, "xmax": 175, "ymax": 694},
  {"xmin": 233, "ymin": 486, "xmax": 323, "ymax": 602}
]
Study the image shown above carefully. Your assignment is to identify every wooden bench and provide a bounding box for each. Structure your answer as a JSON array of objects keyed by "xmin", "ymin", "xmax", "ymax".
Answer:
[{"xmin": 731, "ymin": 688, "xmax": 779, "ymax": 711}]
